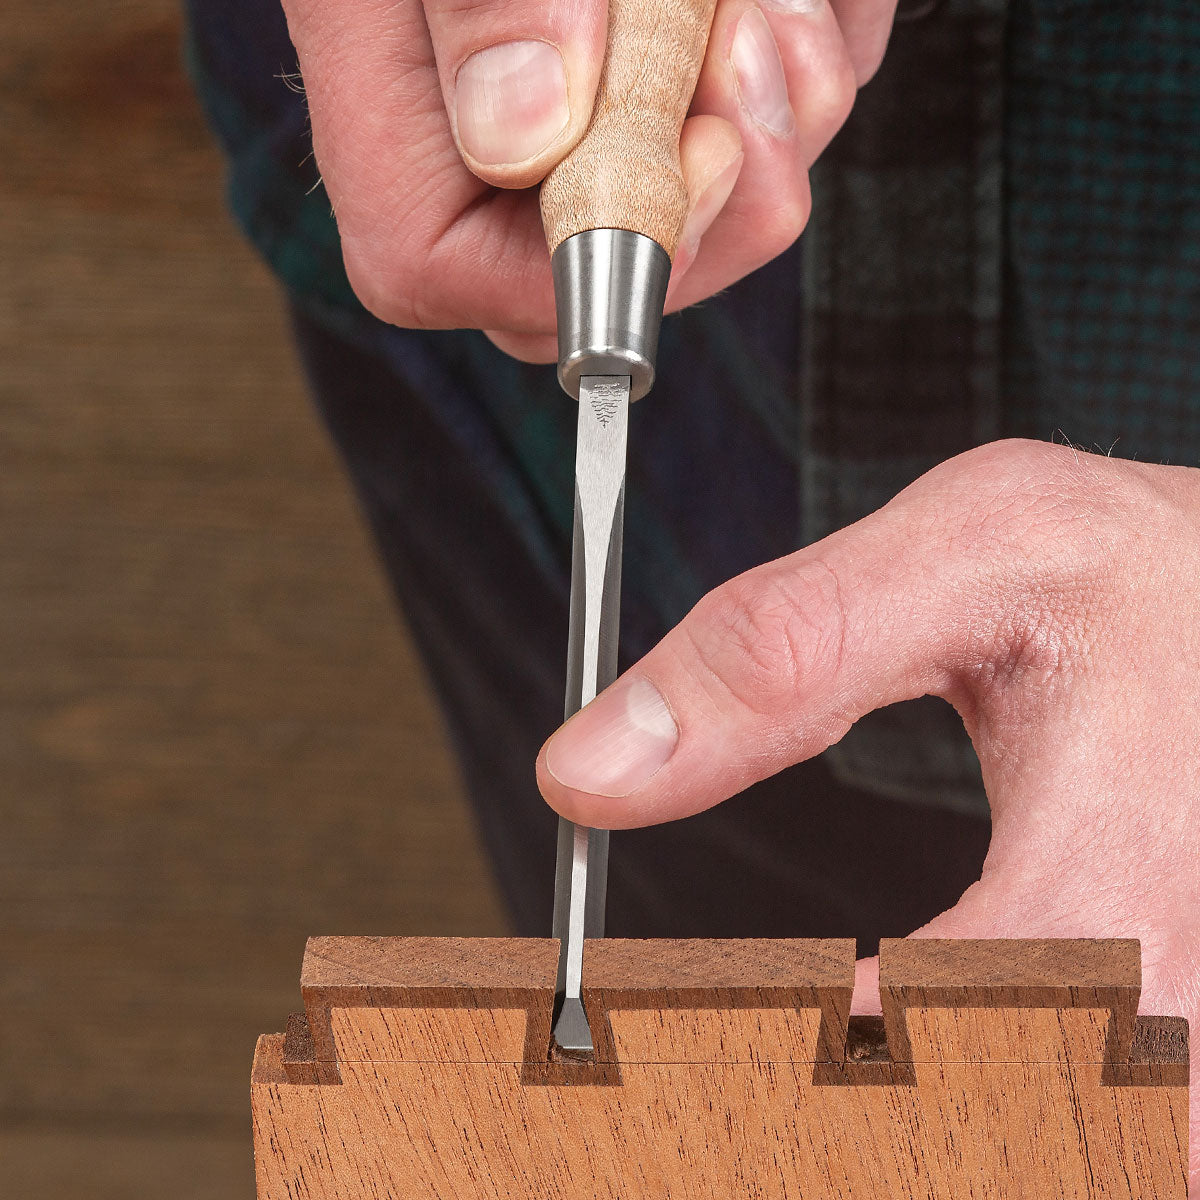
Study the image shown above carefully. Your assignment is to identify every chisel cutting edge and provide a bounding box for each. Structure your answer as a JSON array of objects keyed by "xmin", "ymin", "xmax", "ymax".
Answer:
[{"xmin": 540, "ymin": 0, "xmax": 718, "ymax": 1053}]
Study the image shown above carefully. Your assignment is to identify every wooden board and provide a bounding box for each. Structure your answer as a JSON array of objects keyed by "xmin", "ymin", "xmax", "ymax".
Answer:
[{"xmin": 252, "ymin": 937, "xmax": 1189, "ymax": 1198}]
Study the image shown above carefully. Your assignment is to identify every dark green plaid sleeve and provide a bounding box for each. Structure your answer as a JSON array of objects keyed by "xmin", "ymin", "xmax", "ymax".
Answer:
[{"xmin": 1003, "ymin": 0, "xmax": 1200, "ymax": 455}]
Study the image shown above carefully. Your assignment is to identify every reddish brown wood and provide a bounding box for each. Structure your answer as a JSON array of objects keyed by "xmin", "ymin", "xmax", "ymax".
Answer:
[
  {"xmin": 253, "ymin": 937, "xmax": 1189, "ymax": 1199},
  {"xmin": 300, "ymin": 936, "xmax": 558, "ymax": 1083},
  {"xmin": 583, "ymin": 937, "xmax": 853, "ymax": 1062},
  {"xmin": 880, "ymin": 937, "xmax": 1141, "ymax": 1067}
]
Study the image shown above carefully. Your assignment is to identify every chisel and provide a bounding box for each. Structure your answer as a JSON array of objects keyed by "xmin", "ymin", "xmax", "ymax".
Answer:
[{"xmin": 541, "ymin": 0, "xmax": 718, "ymax": 1054}]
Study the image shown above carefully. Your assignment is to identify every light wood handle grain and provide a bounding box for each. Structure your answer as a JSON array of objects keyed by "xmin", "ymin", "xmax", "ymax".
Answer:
[{"xmin": 540, "ymin": 0, "xmax": 718, "ymax": 259}]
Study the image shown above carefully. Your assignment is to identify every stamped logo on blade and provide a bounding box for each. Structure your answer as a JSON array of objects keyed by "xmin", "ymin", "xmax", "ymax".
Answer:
[{"xmin": 588, "ymin": 381, "xmax": 626, "ymax": 427}]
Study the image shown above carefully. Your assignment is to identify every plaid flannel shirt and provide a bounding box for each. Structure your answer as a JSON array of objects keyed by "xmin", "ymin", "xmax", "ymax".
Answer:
[{"xmin": 185, "ymin": 0, "xmax": 1200, "ymax": 815}]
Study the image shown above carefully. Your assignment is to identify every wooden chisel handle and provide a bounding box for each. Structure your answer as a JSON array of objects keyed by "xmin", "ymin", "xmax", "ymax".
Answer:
[{"xmin": 540, "ymin": 0, "xmax": 719, "ymax": 260}]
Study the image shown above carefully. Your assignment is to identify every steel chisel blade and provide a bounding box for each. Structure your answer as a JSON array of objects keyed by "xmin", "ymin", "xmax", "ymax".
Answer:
[{"xmin": 550, "ymin": 375, "xmax": 630, "ymax": 1054}]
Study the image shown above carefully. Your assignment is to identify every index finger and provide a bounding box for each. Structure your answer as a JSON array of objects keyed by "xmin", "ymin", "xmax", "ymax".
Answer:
[{"xmin": 279, "ymin": 0, "xmax": 556, "ymax": 331}]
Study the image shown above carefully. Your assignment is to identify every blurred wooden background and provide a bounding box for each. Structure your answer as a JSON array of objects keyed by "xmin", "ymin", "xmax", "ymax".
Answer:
[{"xmin": 0, "ymin": 2, "xmax": 507, "ymax": 1196}]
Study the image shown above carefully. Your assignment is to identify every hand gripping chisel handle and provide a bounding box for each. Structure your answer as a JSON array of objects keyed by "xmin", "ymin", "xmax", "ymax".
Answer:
[
  {"xmin": 542, "ymin": 0, "xmax": 719, "ymax": 401},
  {"xmin": 541, "ymin": 0, "xmax": 717, "ymax": 1055}
]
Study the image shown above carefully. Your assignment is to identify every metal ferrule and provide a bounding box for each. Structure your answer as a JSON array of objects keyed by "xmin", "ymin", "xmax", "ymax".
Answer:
[{"xmin": 551, "ymin": 229, "xmax": 672, "ymax": 402}]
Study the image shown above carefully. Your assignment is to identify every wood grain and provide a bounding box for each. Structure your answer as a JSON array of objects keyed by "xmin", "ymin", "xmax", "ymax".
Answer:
[
  {"xmin": 880, "ymin": 938, "xmax": 1141, "ymax": 1067},
  {"xmin": 252, "ymin": 937, "xmax": 1190, "ymax": 1199},
  {"xmin": 584, "ymin": 937, "xmax": 854, "ymax": 1066},
  {"xmin": 300, "ymin": 936, "xmax": 559, "ymax": 1080},
  {"xmin": 539, "ymin": 0, "xmax": 718, "ymax": 256}
]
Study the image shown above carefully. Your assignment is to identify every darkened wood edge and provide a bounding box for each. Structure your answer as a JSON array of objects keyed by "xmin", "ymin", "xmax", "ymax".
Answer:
[
  {"xmin": 1133, "ymin": 1016, "xmax": 1190, "ymax": 1067},
  {"xmin": 301, "ymin": 937, "xmax": 558, "ymax": 1085},
  {"xmin": 1104, "ymin": 1016, "xmax": 1190, "ymax": 1087},
  {"xmin": 282, "ymin": 1012, "xmax": 322, "ymax": 1084},
  {"xmin": 583, "ymin": 939, "xmax": 855, "ymax": 1066},
  {"xmin": 879, "ymin": 939, "xmax": 1142, "ymax": 1066},
  {"xmin": 812, "ymin": 1012, "xmax": 1187, "ymax": 1088},
  {"xmin": 813, "ymin": 1015, "xmax": 917, "ymax": 1086}
]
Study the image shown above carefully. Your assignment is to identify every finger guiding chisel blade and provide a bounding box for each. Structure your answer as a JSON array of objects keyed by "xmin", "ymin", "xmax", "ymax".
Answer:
[{"xmin": 550, "ymin": 375, "xmax": 630, "ymax": 1054}]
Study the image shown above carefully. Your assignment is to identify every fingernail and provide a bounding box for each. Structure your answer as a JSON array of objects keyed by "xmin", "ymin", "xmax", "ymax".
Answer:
[
  {"xmin": 545, "ymin": 677, "xmax": 678, "ymax": 798},
  {"xmin": 731, "ymin": 9, "xmax": 794, "ymax": 136},
  {"xmin": 456, "ymin": 41, "xmax": 569, "ymax": 166},
  {"xmin": 676, "ymin": 149, "xmax": 743, "ymax": 271}
]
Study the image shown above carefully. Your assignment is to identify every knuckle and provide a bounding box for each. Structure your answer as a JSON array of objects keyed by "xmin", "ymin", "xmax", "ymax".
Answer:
[
  {"xmin": 332, "ymin": 152, "xmax": 453, "ymax": 329},
  {"xmin": 849, "ymin": 30, "xmax": 891, "ymax": 87},
  {"xmin": 852, "ymin": 47, "xmax": 886, "ymax": 87},
  {"xmin": 339, "ymin": 224, "xmax": 432, "ymax": 328},
  {"xmin": 941, "ymin": 439, "xmax": 1127, "ymax": 553},
  {"xmin": 821, "ymin": 54, "xmax": 859, "ymax": 130},
  {"xmin": 798, "ymin": 52, "xmax": 857, "ymax": 150},
  {"xmin": 681, "ymin": 560, "xmax": 846, "ymax": 719},
  {"xmin": 341, "ymin": 245, "xmax": 415, "ymax": 326},
  {"xmin": 756, "ymin": 180, "xmax": 813, "ymax": 261},
  {"xmin": 923, "ymin": 440, "xmax": 1146, "ymax": 693},
  {"xmin": 917, "ymin": 439, "xmax": 1099, "ymax": 554}
]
